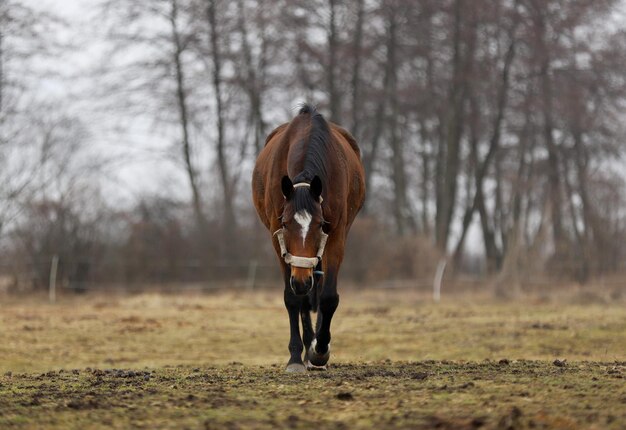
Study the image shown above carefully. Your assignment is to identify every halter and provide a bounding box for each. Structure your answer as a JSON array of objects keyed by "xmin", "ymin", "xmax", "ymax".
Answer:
[
  {"xmin": 275, "ymin": 182, "xmax": 328, "ymax": 270},
  {"xmin": 273, "ymin": 228, "xmax": 328, "ymax": 269},
  {"xmin": 290, "ymin": 182, "xmax": 324, "ymax": 204}
]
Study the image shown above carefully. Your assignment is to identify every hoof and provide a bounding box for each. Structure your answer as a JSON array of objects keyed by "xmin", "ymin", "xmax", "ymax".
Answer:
[
  {"xmin": 306, "ymin": 339, "xmax": 330, "ymax": 367},
  {"xmin": 305, "ymin": 360, "xmax": 327, "ymax": 371},
  {"xmin": 285, "ymin": 363, "xmax": 307, "ymax": 373}
]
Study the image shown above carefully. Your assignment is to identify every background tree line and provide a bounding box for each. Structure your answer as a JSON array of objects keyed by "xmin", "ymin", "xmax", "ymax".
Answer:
[{"xmin": 1, "ymin": 0, "xmax": 625, "ymax": 292}]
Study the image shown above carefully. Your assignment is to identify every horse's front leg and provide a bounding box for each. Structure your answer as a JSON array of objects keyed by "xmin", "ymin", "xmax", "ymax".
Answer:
[
  {"xmin": 307, "ymin": 269, "xmax": 338, "ymax": 368},
  {"xmin": 284, "ymin": 286, "xmax": 306, "ymax": 373}
]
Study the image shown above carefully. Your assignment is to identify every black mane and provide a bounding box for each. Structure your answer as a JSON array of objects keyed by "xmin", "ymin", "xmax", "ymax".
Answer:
[{"xmin": 290, "ymin": 104, "xmax": 331, "ymax": 214}]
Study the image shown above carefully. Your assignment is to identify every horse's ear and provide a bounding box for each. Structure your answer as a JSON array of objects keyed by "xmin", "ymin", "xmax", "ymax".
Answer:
[
  {"xmin": 310, "ymin": 176, "xmax": 322, "ymax": 201},
  {"xmin": 281, "ymin": 176, "xmax": 294, "ymax": 199}
]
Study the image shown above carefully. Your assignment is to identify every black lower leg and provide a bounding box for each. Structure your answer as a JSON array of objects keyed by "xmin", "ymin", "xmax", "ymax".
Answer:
[
  {"xmin": 300, "ymin": 298, "xmax": 314, "ymax": 351},
  {"xmin": 284, "ymin": 288, "xmax": 304, "ymax": 365},
  {"xmin": 315, "ymin": 293, "xmax": 338, "ymax": 354},
  {"xmin": 314, "ymin": 271, "xmax": 339, "ymax": 355}
]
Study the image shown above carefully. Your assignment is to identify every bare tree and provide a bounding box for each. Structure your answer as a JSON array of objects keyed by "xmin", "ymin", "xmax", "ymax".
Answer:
[
  {"xmin": 169, "ymin": 0, "xmax": 206, "ymax": 232},
  {"xmin": 453, "ymin": 1, "xmax": 521, "ymax": 270},
  {"xmin": 434, "ymin": 0, "xmax": 475, "ymax": 253},
  {"xmin": 349, "ymin": 0, "xmax": 365, "ymax": 138},
  {"xmin": 99, "ymin": 0, "xmax": 211, "ymax": 233},
  {"xmin": 205, "ymin": 0, "xmax": 236, "ymax": 241},
  {"xmin": 0, "ymin": 1, "xmax": 65, "ymax": 235},
  {"xmin": 234, "ymin": 0, "xmax": 267, "ymax": 155}
]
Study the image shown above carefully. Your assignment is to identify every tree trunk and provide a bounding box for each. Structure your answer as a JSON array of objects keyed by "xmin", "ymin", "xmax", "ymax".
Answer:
[
  {"xmin": 562, "ymin": 156, "xmax": 588, "ymax": 282},
  {"xmin": 534, "ymin": 7, "xmax": 564, "ymax": 250},
  {"xmin": 295, "ymin": 27, "xmax": 314, "ymax": 99},
  {"xmin": 384, "ymin": 9, "xmax": 412, "ymax": 235},
  {"xmin": 541, "ymin": 69, "xmax": 563, "ymax": 248},
  {"xmin": 236, "ymin": 0, "xmax": 266, "ymax": 156},
  {"xmin": 327, "ymin": 0, "xmax": 340, "ymax": 122},
  {"xmin": 349, "ymin": 0, "xmax": 364, "ymax": 138},
  {"xmin": 207, "ymin": 0, "xmax": 236, "ymax": 243},
  {"xmin": 496, "ymin": 97, "xmax": 534, "ymax": 289},
  {"xmin": 169, "ymin": 0, "xmax": 205, "ymax": 232},
  {"xmin": 572, "ymin": 127, "xmax": 605, "ymax": 274},
  {"xmin": 0, "ymin": 28, "xmax": 3, "ymax": 114},
  {"xmin": 362, "ymin": 5, "xmax": 396, "ymax": 212},
  {"xmin": 419, "ymin": 121, "xmax": 431, "ymax": 234},
  {"xmin": 435, "ymin": 0, "xmax": 470, "ymax": 253},
  {"xmin": 467, "ymin": 91, "xmax": 502, "ymax": 272}
]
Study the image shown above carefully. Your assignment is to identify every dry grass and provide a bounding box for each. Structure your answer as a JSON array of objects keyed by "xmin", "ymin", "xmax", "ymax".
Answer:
[{"xmin": 1, "ymin": 289, "xmax": 623, "ymax": 372}]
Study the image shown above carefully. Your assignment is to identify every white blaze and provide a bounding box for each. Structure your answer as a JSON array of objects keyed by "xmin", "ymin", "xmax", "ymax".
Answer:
[{"xmin": 294, "ymin": 210, "xmax": 312, "ymax": 246}]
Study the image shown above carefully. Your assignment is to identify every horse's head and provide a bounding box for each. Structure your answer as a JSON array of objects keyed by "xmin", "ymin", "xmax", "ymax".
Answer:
[{"xmin": 279, "ymin": 175, "xmax": 327, "ymax": 296}]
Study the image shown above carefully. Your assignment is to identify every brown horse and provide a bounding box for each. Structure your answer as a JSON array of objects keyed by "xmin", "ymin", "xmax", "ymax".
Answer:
[{"xmin": 252, "ymin": 104, "xmax": 365, "ymax": 372}]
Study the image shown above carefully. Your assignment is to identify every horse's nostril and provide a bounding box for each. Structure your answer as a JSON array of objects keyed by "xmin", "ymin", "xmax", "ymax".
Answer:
[{"xmin": 290, "ymin": 276, "xmax": 313, "ymax": 295}]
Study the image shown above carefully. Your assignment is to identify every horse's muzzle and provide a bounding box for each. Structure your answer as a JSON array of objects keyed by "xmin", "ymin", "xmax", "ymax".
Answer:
[{"xmin": 290, "ymin": 275, "xmax": 314, "ymax": 296}]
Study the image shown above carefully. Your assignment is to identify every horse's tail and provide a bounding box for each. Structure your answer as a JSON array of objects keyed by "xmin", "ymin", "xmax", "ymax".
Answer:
[
  {"xmin": 297, "ymin": 103, "xmax": 316, "ymax": 116},
  {"xmin": 297, "ymin": 104, "xmax": 330, "ymax": 140}
]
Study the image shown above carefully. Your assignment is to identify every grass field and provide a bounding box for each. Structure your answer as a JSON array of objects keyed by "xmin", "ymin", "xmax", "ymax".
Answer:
[{"xmin": 0, "ymin": 289, "xmax": 624, "ymax": 429}]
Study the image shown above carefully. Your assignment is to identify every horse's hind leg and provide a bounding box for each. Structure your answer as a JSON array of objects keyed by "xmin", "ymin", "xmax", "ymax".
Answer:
[
  {"xmin": 301, "ymin": 293, "xmax": 314, "ymax": 352},
  {"xmin": 300, "ymin": 290, "xmax": 316, "ymax": 368}
]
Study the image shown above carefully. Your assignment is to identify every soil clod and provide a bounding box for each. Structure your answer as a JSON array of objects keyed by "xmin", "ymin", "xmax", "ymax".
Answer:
[{"xmin": 336, "ymin": 392, "xmax": 354, "ymax": 401}]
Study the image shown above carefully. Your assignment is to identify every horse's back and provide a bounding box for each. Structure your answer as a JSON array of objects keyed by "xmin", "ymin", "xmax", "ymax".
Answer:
[
  {"xmin": 252, "ymin": 117, "xmax": 365, "ymax": 233},
  {"xmin": 331, "ymin": 123, "xmax": 361, "ymax": 160},
  {"xmin": 329, "ymin": 125, "xmax": 365, "ymax": 228},
  {"xmin": 253, "ymin": 129, "xmax": 279, "ymax": 230}
]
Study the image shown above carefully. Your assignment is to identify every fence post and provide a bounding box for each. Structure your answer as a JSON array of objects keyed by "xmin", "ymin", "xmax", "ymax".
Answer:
[
  {"xmin": 433, "ymin": 258, "xmax": 447, "ymax": 303},
  {"xmin": 246, "ymin": 259, "xmax": 258, "ymax": 291},
  {"xmin": 49, "ymin": 254, "xmax": 59, "ymax": 304}
]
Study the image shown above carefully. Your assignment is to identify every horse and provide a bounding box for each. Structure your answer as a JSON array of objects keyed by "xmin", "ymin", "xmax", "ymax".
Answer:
[{"xmin": 252, "ymin": 104, "xmax": 365, "ymax": 372}]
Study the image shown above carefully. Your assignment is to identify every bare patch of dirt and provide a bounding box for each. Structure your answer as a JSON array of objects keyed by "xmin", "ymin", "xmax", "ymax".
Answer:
[{"xmin": 1, "ymin": 361, "xmax": 624, "ymax": 429}]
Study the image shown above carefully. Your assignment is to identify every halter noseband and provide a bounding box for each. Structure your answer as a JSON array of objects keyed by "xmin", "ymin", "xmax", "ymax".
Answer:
[
  {"xmin": 273, "ymin": 228, "xmax": 328, "ymax": 269},
  {"xmin": 275, "ymin": 182, "xmax": 328, "ymax": 269}
]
